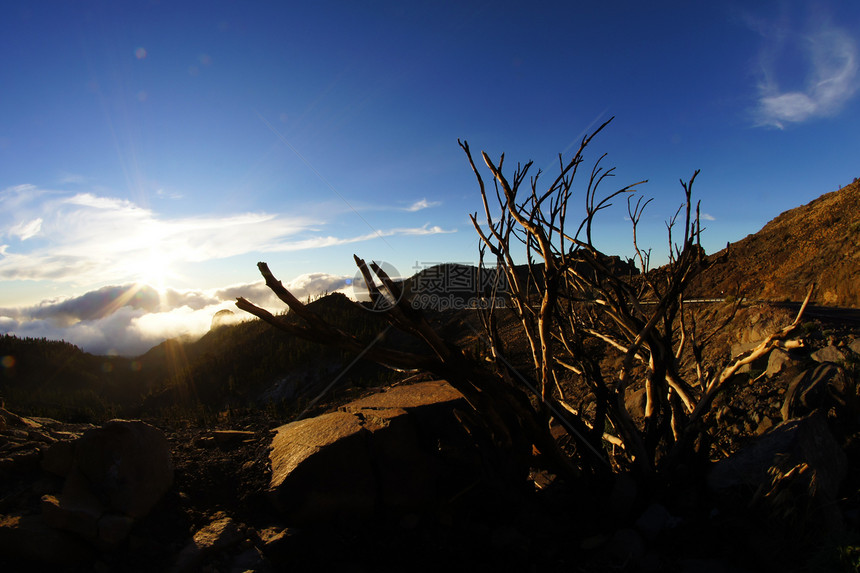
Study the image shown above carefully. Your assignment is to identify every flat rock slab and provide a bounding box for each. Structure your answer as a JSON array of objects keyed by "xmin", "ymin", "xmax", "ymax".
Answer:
[
  {"xmin": 269, "ymin": 411, "xmax": 377, "ymax": 519},
  {"xmin": 340, "ymin": 380, "xmax": 464, "ymax": 411},
  {"xmin": 268, "ymin": 381, "xmax": 470, "ymax": 521}
]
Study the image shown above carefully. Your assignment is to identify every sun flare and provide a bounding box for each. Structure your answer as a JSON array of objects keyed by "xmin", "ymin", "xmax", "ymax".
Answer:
[{"xmin": 138, "ymin": 250, "xmax": 174, "ymax": 292}]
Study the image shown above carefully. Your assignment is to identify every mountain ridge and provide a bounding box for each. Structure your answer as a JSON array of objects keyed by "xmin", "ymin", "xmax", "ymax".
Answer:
[{"xmin": 692, "ymin": 178, "xmax": 860, "ymax": 306}]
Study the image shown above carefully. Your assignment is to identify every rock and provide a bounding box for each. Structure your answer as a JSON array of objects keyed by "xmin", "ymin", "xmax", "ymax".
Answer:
[
  {"xmin": 754, "ymin": 416, "xmax": 774, "ymax": 436},
  {"xmin": 0, "ymin": 407, "xmax": 45, "ymax": 430},
  {"xmin": 624, "ymin": 387, "xmax": 647, "ymax": 420},
  {"xmin": 97, "ymin": 513, "xmax": 135, "ymax": 545},
  {"xmin": 357, "ymin": 407, "xmax": 440, "ymax": 510},
  {"xmin": 708, "ymin": 412, "xmax": 846, "ymax": 538},
  {"xmin": 41, "ymin": 438, "xmax": 77, "ymax": 477},
  {"xmin": 171, "ymin": 512, "xmax": 246, "ymax": 573},
  {"xmin": 634, "ymin": 503, "xmax": 676, "ymax": 542},
  {"xmin": 269, "ymin": 381, "xmax": 471, "ymax": 521},
  {"xmin": 781, "ymin": 363, "xmax": 848, "ymax": 421},
  {"xmin": 811, "ymin": 345, "xmax": 845, "ymax": 364},
  {"xmin": 849, "ymin": 338, "xmax": 860, "ymax": 356},
  {"xmin": 72, "ymin": 419, "xmax": 174, "ymax": 518},
  {"xmin": 0, "ymin": 512, "xmax": 93, "ymax": 565},
  {"xmin": 257, "ymin": 526, "xmax": 300, "ymax": 564},
  {"xmin": 342, "ymin": 380, "xmax": 464, "ymax": 411},
  {"xmin": 766, "ymin": 349, "xmax": 794, "ymax": 378},
  {"xmin": 41, "ymin": 492, "xmax": 104, "ymax": 539},
  {"xmin": 268, "ymin": 411, "xmax": 377, "ymax": 519}
]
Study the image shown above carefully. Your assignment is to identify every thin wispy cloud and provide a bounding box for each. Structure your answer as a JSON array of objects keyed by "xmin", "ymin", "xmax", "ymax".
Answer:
[
  {"xmin": 9, "ymin": 218, "xmax": 42, "ymax": 240},
  {"xmin": 58, "ymin": 172, "xmax": 87, "ymax": 185},
  {"xmin": 751, "ymin": 15, "xmax": 859, "ymax": 128},
  {"xmin": 403, "ymin": 198, "xmax": 441, "ymax": 212},
  {"xmin": 156, "ymin": 188, "xmax": 183, "ymax": 200},
  {"xmin": 0, "ymin": 187, "xmax": 454, "ymax": 286}
]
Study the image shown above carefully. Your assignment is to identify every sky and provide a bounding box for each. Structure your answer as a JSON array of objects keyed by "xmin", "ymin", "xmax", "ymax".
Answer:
[{"xmin": 1, "ymin": 0, "xmax": 859, "ymax": 356}]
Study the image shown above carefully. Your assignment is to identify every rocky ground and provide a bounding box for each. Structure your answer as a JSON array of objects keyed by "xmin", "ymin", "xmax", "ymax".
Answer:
[{"xmin": 1, "ymin": 305, "xmax": 859, "ymax": 572}]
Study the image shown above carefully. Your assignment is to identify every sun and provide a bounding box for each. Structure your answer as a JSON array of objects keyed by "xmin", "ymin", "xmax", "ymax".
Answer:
[{"xmin": 138, "ymin": 250, "xmax": 174, "ymax": 292}]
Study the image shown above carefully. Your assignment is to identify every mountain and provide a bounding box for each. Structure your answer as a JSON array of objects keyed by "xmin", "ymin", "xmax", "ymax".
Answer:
[
  {"xmin": 692, "ymin": 178, "xmax": 860, "ymax": 306},
  {"xmin": 4, "ymin": 178, "xmax": 858, "ymax": 420}
]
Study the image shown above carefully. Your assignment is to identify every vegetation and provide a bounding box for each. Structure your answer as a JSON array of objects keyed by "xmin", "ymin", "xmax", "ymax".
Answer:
[{"xmin": 238, "ymin": 119, "xmax": 812, "ymax": 487}]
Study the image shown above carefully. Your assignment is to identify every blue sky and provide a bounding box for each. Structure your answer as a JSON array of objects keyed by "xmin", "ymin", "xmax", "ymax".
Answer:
[{"xmin": 1, "ymin": 0, "xmax": 858, "ymax": 355}]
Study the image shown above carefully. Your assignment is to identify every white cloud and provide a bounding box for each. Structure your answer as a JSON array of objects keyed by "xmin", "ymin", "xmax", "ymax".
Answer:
[
  {"xmin": 9, "ymin": 218, "xmax": 42, "ymax": 240},
  {"xmin": 0, "ymin": 271, "xmax": 362, "ymax": 355},
  {"xmin": 0, "ymin": 187, "xmax": 454, "ymax": 287},
  {"xmin": 404, "ymin": 198, "xmax": 441, "ymax": 211},
  {"xmin": 752, "ymin": 17, "xmax": 859, "ymax": 128},
  {"xmin": 701, "ymin": 213, "xmax": 716, "ymax": 221}
]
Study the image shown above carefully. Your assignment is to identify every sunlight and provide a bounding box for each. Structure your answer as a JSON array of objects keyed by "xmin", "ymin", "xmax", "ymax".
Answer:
[{"xmin": 138, "ymin": 249, "xmax": 174, "ymax": 293}]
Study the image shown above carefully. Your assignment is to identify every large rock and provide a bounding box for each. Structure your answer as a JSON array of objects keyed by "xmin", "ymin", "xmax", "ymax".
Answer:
[
  {"xmin": 269, "ymin": 411, "xmax": 377, "ymax": 519},
  {"xmin": 0, "ymin": 513, "xmax": 93, "ymax": 565},
  {"xmin": 780, "ymin": 363, "xmax": 849, "ymax": 421},
  {"xmin": 71, "ymin": 419, "xmax": 174, "ymax": 518},
  {"xmin": 342, "ymin": 380, "xmax": 463, "ymax": 411},
  {"xmin": 811, "ymin": 345, "xmax": 845, "ymax": 364},
  {"xmin": 268, "ymin": 381, "xmax": 470, "ymax": 522},
  {"xmin": 170, "ymin": 512, "xmax": 246, "ymax": 573},
  {"xmin": 708, "ymin": 412, "xmax": 846, "ymax": 537},
  {"xmin": 765, "ymin": 348, "xmax": 795, "ymax": 378},
  {"xmin": 41, "ymin": 492, "xmax": 104, "ymax": 539}
]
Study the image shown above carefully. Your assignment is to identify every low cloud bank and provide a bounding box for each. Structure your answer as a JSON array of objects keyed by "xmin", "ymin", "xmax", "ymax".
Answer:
[{"xmin": 0, "ymin": 273, "xmax": 353, "ymax": 356}]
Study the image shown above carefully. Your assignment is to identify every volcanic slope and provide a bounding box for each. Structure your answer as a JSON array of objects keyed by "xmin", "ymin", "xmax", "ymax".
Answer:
[{"xmin": 692, "ymin": 178, "xmax": 860, "ymax": 307}]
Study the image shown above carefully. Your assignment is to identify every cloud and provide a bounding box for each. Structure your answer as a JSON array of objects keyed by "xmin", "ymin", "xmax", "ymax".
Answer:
[
  {"xmin": 404, "ymin": 198, "xmax": 441, "ymax": 211},
  {"xmin": 0, "ymin": 187, "xmax": 454, "ymax": 287},
  {"xmin": 752, "ymin": 16, "xmax": 859, "ymax": 128},
  {"xmin": 701, "ymin": 213, "xmax": 716, "ymax": 221},
  {"xmin": 0, "ymin": 271, "xmax": 358, "ymax": 355},
  {"xmin": 9, "ymin": 218, "xmax": 42, "ymax": 240},
  {"xmin": 58, "ymin": 172, "xmax": 87, "ymax": 185}
]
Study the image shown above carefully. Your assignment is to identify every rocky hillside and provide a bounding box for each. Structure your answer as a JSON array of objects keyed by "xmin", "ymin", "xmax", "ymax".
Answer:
[{"xmin": 692, "ymin": 178, "xmax": 860, "ymax": 306}]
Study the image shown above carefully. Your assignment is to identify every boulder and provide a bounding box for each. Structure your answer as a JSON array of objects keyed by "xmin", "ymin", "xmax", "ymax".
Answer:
[
  {"xmin": 170, "ymin": 512, "xmax": 246, "ymax": 573},
  {"xmin": 708, "ymin": 412, "xmax": 846, "ymax": 537},
  {"xmin": 624, "ymin": 387, "xmax": 647, "ymax": 420},
  {"xmin": 849, "ymin": 338, "xmax": 860, "ymax": 356},
  {"xmin": 40, "ymin": 492, "xmax": 104, "ymax": 539},
  {"xmin": 41, "ymin": 438, "xmax": 77, "ymax": 477},
  {"xmin": 781, "ymin": 363, "xmax": 849, "ymax": 421},
  {"xmin": 0, "ymin": 512, "xmax": 93, "ymax": 565},
  {"xmin": 342, "ymin": 379, "xmax": 463, "ymax": 411},
  {"xmin": 269, "ymin": 411, "xmax": 377, "ymax": 520},
  {"xmin": 97, "ymin": 513, "xmax": 135, "ymax": 545},
  {"xmin": 766, "ymin": 348, "xmax": 794, "ymax": 378},
  {"xmin": 357, "ymin": 407, "xmax": 440, "ymax": 509},
  {"xmin": 811, "ymin": 345, "xmax": 845, "ymax": 364},
  {"xmin": 268, "ymin": 381, "xmax": 471, "ymax": 522},
  {"xmin": 71, "ymin": 419, "xmax": 174, "ymax": 518}
]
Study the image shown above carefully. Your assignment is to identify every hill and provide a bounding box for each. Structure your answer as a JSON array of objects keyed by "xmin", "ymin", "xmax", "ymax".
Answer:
[{"xmin": 692, "ymin": 178, "xmax": 860, "ymax": 306}]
